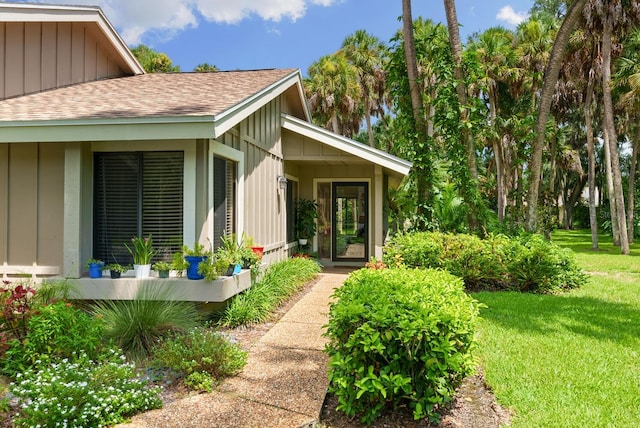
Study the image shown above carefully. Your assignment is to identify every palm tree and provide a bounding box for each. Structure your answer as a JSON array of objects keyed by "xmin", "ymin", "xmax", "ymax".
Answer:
[
  {"xmin": 402, "ymin": 0, "xmax": 431, "ymax": 228},
  {"xmin": 443, "ymin": 0, "xmax": 480, "ymax": 230},
  {"xmin": 341, "ymin": 30, "xmax": 388, "ymax": 148},
  {"xmin": 468, "ymin": 27, "xmax": 518, "ymax": 222},
  {"xmin": 526, "ymin": 0, "xmax": 588, "ymax": 232},
  {"xmin": 305, "ymin": 53, "xmax": 361, "ymax": 137}
]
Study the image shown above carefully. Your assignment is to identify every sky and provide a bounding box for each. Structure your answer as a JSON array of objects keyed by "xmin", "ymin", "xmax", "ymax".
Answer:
[{"xmin": 20, "ymin": 0, "xmax": 535, "ymax": 75}]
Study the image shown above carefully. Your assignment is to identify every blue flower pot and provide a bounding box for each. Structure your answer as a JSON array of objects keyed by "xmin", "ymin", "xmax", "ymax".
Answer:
[
  {"xmin": 88, "ymin": 263, "xmax": 103, "ymax": 278},
  {"xmin": 185, "ymin": 255, "xmax": 207, "ymax": 280}
]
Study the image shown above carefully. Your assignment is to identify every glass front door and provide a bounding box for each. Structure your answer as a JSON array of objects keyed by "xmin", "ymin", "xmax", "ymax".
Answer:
[{"xmin": 332, "ymin": 182, "xmax": 368, "ymax": 261}]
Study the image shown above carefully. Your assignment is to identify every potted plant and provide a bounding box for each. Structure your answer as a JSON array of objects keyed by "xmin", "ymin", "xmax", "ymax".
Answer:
[
  {"xmin": 105, "ymin": 263, "xmax": 129, "ymax": 279},
  {"xmin": 244, "ymin": 234, "xmax": 264, "ymax": 259},
  {"xmin": 295, "ymin": 198, "xmax": 318, "ymax": 245},
  {"xmin": 86, "ymin": 258, "xmax": 104, "ymax": 278},
  {"xmin": 125, "ymin": 235, "xmax": 157, "ymax": 278},
  {"xmin": 171, "ymin": 251, "xmax": 188, "ymax": 277},
  {"xmin": 152, "ymin": 261, "xmax": 171, "ymax": 278},
  {"xmin": 182, "ymin": 242, "xmax": 210, "ymax": 280},
  {"xmin": 197, "ymin": 258, "xmax": 218, "ymax": 281}
]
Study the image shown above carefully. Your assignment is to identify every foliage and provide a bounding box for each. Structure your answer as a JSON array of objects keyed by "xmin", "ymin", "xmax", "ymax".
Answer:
[
  {"xmin": 0, "ymin": 280, "xmax": 37, "ymax": 349},
  {"xmin": 325, "ymin": 268, "xmax": 480, "ymax": 424},
  {"xmin": 92, "ymin": 285, "xmax": 199, "ymax": 361},
  {"xmin": 131, "ymin": 44, "xmax": 180, "ymax": 73},
  {"xmin": 193, "ymin": 62, "xmax": 218, "ymax": 72},
  {"xmin": 383, "ymin": 231, "xmax": 587, "ymax": 293},
  {"xmin": 217, "ymin": 257, "xmax": 320, "ymax": 328},
  {"xmin": 125, "ymin": 235, "xmax": 157, "ymax": 265},
  {"xmin": 11, "ymin": 349, "xmax": 162, "ymax": 427},
  {"xmin": 295, "ymin": 198, "xmax": 319, "ymax": 240},
  {"xmin": 152, "ymin": 328, "xmax": 247, "ymax": 392},
  {"xmin": 106, "ymin": 263, "xmax": 130, "ymax": 273},
  {"xmin": 2, "ymin": 301, "xmax": 105, "ymax": 377},
  {"xmin": 85, "ymin": 258, "xmax": 104, "ymax": 268},
  {"xmin": 182, "ymin": 242, "xmax": 210, "ymax": 257},
  {"xmin": 152, "ymin": 261, "xmax": 171, "ymax": 272}
]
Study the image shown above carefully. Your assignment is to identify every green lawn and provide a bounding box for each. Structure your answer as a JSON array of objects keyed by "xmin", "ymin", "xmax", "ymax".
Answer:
[{"xmin": 473, "ymin": 230, "xmax": 640, "ymax": 427}]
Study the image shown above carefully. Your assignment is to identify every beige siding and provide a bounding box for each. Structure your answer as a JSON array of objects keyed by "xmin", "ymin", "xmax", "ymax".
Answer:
[
  {"xmin": 0, "ymin": 21, "xmax": 128, "ymax": 100},
  {"xmin": 217, "ymin": 98, "xmax": 285, "ymax": 258},
  {"xmin": 0, "ymin": 143, "xmax": 64, "ymax": 273}
]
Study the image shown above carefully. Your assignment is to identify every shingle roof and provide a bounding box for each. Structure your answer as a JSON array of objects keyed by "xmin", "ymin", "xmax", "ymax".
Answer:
[{"xmin": 0, "ymin": 69, "xmax": 298, "ymax": 122}]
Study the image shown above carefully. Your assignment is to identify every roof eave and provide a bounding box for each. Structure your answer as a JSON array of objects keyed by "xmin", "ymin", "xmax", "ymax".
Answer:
[
  {"xmin": 281, "ymin": 114, "xmax": 412, "ymax": 176},
  {"xmin": 0, "ymin": 2, "xmax": 145, "ymax": 76},
  {"xmin": 213, "ymin": 69, "xmax": 310, "ymax": 137},
  {"xmin": 0, "ymin": 116, "xmax": 215, "ymax": 143}
]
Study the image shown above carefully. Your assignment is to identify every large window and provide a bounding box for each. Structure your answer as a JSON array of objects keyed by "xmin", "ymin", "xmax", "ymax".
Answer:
[
  {"xmin": 93, "ymin": 151, "xmax": 184, "ymax": 264},
  {"xmin": 213, "ymin": 156, "xmax": 236, "ymax": 251},
  {"xmin": 286, "ymin": 178, "xmax": 298, "ymax": 243}
]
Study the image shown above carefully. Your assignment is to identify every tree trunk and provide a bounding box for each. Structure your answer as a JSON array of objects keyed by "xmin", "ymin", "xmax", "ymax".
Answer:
[
  {"xmin": 603, "ymin": 127, "xmax": 620, "ymax": 245},
  {"xmin": 585, "ymin": 71, "xmax": 598, "ymax": 250},
  {"xmin": 444, "ymin": 0, "xmax": 479, "ymax": 230},
  {"xmin": 626, "ymin": 121, "xmax": 640, "ymax": 243},
  {"xmin": 402, "ymin": 0, "xmax": 431, "ymax": 229},
  {"xmin": 602, "ymin": 15, "xmax": 629, "ymax": 254},
  {"xmin": 526, "ymin": 0, "xmax": 588, "ymax": 232}
]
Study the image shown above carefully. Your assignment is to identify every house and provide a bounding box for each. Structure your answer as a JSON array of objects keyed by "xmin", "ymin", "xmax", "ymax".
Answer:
[{"xmin": 0, "ymin": 2, "xmax": 411, "ymax": 281}]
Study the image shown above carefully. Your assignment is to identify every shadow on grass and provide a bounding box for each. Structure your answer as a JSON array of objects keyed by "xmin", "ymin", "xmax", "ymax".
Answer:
[{"xmin": 473, "ymin": 290, "xmax": 640, "ymax": 347}]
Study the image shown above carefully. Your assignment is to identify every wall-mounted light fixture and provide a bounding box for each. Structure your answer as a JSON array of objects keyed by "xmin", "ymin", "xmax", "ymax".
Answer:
[{"xmin": 277, "ymin": 175, "xmax": 288, "ymax": 191}]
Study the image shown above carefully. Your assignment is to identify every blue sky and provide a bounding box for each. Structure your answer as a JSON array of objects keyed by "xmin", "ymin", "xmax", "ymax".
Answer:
[{"xmin": 24, "ymin": 0, "xmax": 535, "ymax": 75}]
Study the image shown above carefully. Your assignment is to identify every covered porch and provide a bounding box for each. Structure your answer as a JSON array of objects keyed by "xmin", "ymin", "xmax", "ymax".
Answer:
[{"xmin": 281, "ymin": 115, "xmax": 411, "ymax": 266}]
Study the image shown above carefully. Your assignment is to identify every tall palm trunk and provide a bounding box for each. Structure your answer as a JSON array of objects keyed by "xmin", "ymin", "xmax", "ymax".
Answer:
[
  {"xmin": 402, "ymin": 0, "xmax": 430, "ymax": 229},
  {"xmin": 602, "ymin": 14, "xmax": 629, "ymax": 254},
  {"xmin": 444, "ymin": 0, "xmax": 479, "ymax": 230},
  {"xmin": 526, "ymin": 0, "xmax": 588, "ymax": 232},
  {"xmin": 585, "ymin": 71, "xmax": 599, "ymax": 250},
  {"xmin": 603, "ymin": 127, "xmax": 620, "ymax": 245},
  {"xmin": 627, "ymin": 121, "xmax": 640, "ymax": 243}
]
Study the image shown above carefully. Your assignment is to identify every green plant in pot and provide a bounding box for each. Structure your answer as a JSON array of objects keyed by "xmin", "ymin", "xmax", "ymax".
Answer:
[
  {"xmin": 86, "ymin": 258, "xmax": 104, "ymax": 278},
  {"xmin": 105, "ymin": 263, "xmax": 129, "ymax": 279},
  {"xmin": 295, "ymin": 198, "xmax": 318, "ymax": 246},
  {"xmin": 152, "ymin": 261, "xmax": 171, "ymax": 278},
  {"xmin": 182, "ymin": 242, "xmax": 211, "ymax": 280}
]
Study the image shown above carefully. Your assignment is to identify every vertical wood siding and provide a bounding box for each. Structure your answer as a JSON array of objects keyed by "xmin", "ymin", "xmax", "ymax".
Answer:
[
  {"xmin": 218, "ymin": 97, "xmax": 285, "ymax": 257},
  {"xmin": 0, "ymin": 21, "xmax": 127, "ymax": 100},
  {"xmin": 0, "ymin": 143, "xmax": 64, "ymax": 269}
]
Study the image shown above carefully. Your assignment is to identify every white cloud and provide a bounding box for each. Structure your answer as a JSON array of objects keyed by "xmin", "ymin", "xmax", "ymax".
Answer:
[
  {"xmin": 27, "ymin": 0, "xmax": 340, "ymax": 45},
  {"xmin": 496, "ymin": 5, "xmax": 529, "ymax": 26}
]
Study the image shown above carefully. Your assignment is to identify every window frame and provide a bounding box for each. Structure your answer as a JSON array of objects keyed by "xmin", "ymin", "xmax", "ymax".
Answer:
[{"xmin": 208, "ymin": 141, "xmax": 244, "ymax": 248}]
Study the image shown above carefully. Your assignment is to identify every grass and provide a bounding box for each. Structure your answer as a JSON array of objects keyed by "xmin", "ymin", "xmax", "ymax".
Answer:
[
  {"xmin": 474, "ymin": 229, "xmax": 640, "ymax": 427},
  {"xmin": 217, "ymin": 257, "xmax": 321, "ymax": 328}
]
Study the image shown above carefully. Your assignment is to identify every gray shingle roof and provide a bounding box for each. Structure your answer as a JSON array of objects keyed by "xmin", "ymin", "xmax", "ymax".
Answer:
[{"xmin": 0, "ymin": 69, "xmax": 298, "ymax": 122}]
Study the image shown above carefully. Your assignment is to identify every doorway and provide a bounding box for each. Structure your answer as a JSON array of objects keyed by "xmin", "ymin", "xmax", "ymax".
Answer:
[{"xmin": 332, "ymin": 182, "xmax": 368, "ymax": 262}]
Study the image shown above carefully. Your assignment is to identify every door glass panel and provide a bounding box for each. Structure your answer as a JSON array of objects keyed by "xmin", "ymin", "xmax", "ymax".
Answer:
[
  {"xmin": 333, "ymin": 183, "xmax": 367, "ymax": 260},
  {"xmin": 317, "ymin": 182, "xmax": 331, "ymax": 260}
]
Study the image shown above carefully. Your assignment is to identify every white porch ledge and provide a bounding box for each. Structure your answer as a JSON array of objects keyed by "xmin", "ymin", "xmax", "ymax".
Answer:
[{"xmin": 69, "ymin": 270, "xmax": 251, "ymax": 302}]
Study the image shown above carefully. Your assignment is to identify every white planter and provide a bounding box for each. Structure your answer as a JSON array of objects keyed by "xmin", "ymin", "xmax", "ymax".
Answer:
[
  {"xmin": 298, "ymin": 238, "xmax": 308, "ymax": 245},
  {"xmin": 133, "ymin": 264, "xmax": 151, "ymax": 278}
]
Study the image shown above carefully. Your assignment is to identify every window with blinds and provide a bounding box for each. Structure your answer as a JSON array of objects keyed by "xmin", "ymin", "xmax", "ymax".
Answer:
[
  {"xmin": 93, "ymin": 151, "xmax": 184, "ymax": 264},
  {"xmin": 213, "ymin": 156, "xmax": 236, "ymax": 251}
]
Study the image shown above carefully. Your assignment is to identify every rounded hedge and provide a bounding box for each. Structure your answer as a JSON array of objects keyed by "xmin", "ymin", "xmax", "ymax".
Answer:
[{"xmin": 325, "ymin": 267, "xmax": 480, "ymax": 424}]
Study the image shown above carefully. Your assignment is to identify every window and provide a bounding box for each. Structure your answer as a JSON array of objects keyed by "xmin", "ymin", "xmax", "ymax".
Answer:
[
  {"xmin": 93, "ymin": 151, "xmax": 184, "ymax": 264},
  {"xmin": 286, "ymin": 179, "xmax": 298, "ymax": 243},
  {"xmin": 213, "ymin": 156, "xmax": 236, "ymax": 251}
]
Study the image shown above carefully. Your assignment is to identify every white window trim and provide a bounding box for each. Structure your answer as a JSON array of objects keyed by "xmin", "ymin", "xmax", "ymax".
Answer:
[
  {"xmin": 208, "ymin": 140, "xmax": 244, "ymax": 246},
  {"xmin": 64, "ymin": 141, "xmax": 196, "ymax": 278}
]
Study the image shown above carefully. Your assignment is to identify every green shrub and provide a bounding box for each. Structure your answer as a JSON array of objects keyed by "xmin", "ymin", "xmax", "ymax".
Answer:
[
  {"xmin": 383, "ymin": 232, "xmax": 586, "ymax": 293},
  {"xmin": 152, "ymin": 327, "xmax": 247, "ymax": 392},
  {"xmin": 11, "ymin": 348, "xmax": 161, "ymax": 427},
  {"xmin": 218, "ymin": 257, "xmax": 320, "ymax": 327},
  {"xmin": 92, "ymin": 285, "xmax": 199, "ymax": 361},
  {"xmin": 2, "ymin": 301, "xmax": 105, "ymax": 377},
  {"xmin": 325, "ymin": 268, "xmax": 480, "ymax": 424}
]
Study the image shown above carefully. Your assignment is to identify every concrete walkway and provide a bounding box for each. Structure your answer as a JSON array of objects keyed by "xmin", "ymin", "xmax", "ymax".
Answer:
[{"xmin": 124, "ymin": 270, "xmax": 349, "ymax": 428}]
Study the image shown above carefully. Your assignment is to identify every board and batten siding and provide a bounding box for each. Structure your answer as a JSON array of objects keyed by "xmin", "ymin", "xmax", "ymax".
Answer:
[
  {"xmin": 0, "ymin": 21, "xmax": 126, "ymax": 100},
  {"xmin": 0, "ymin": 143, "xmax": 64, "ymax": 278},
  {"xmin": 217, "ymin": 98, "xmax": 286, "ymax": 259}
]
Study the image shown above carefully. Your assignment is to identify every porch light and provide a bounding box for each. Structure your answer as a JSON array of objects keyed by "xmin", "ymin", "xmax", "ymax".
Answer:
[{"xmin": 277, "ymin": 175, "xmax": 288, "ymax": 191}]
